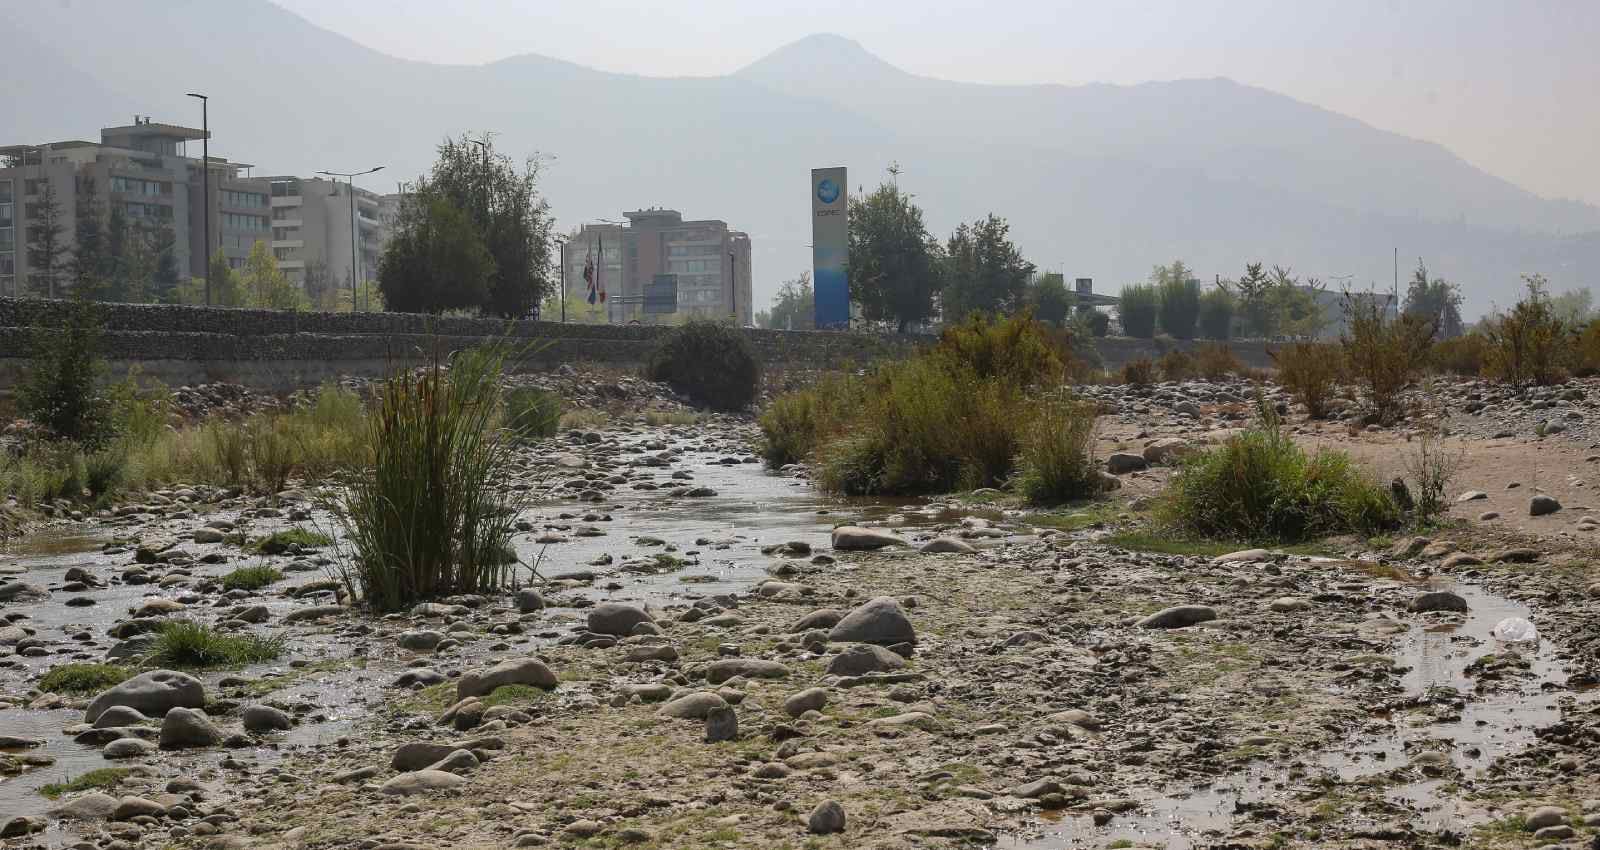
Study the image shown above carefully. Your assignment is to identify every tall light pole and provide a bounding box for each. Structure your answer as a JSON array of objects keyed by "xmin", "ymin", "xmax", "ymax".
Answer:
[
  {"xmin": 185, "ymin": 92, "xmax": 210, "ymax": 305},
  {"xmin": 316, "ymin": 166, "xmax": 384, "ymax": 311},
  {"xmin": 729, "ymin": 249, "xmax": 737, "ymax": 324},
  {"xmin": 555, "ymin": 236, "xmax": 567, "ymax": 324}
]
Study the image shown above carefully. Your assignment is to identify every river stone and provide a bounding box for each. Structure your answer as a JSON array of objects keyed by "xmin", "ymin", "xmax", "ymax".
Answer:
[
  {"xmin": 103, "ymin": 737, "xmax": 156, "ymax": 759},
  {"xmin": 1440, "ymin": 553, "xmax": 1484, "ymax": 571},
  {"xmin": 920, "ymin": 537, "xmax": 977, "ymax": 554},
  {"xmin": 1142, "ymin": 437, "xmax": 1193, "ymax": 465},
  {"xmin": 783, "ymin": 687, "xmax": 829, "ymax": 718},
  {"xmin": 1, "ymin": 817, "xmax": 46, "ymax": 838},
  {"xmin": 0, "ymin": 582, "xmax": 49, "ymax": 603},
  {"xmin": 112, "ymin": 796, "xmax": 166, "ymax": 820},
  {"xmin": 92, "ymin": 705, "xmax": 150, "ymax": 728},
  {"xmin": 379, "ymin": 770, "xmax": 468, "ymax": 796},
  {"xmin": 514, "ymin": 588, "xmax": 545, "ymax": 613},
  {"xmin": 425, "ymin": 749, "xmax": 480, "ymax": 774},
  {"xmin": 242, "ymin": 705, "xmax": 293, "ymax": 732},
  {"xmin": 1529, "ymin": 494, "xmax": 1562, "ymax": 516},
  {"xmin": 825, "ymin": 644, "xmax": 907, "ymax": 676},
  {"xmin": 1489, "ymin": 547, "xmax": 1540, "ymax": 563},
  {"xmin": 159, "ymin": 707, "xmax": 222, "ymax": 748},
  {"xmin": 587, "ymin": 602, "xmax": 654, "ymax": 636},
  {"xmin": 657, "ymin": 692, "xmax": 728, "ymax": 719},
  {"xmin": 808, "ymin": 800, "xmax": 847, "ymax": 835},
  {"xmin": 1525, "ymin": 806, "xmax": 1566, "ymax": 831},
  {"xmin": 704, "ymin": 706, "xmax": 738, "ymax": 742},
  {"xmin": 280, "ymin": 605, "xmax": 346, "ymax": 623},
  {"xmin": 397, "ymin": 630, "xmax": 444, "ymax": 652},
  {"xmin": 704, "ymin": 659, "xmax": 789, "ymax": 684},
  {"xmin": 791, "ymin": 609, "xmax": 843, "ymax": 632},
  {"xmin": 1268, "ymin": 597, "xmax": 1310, "ymax": 613},
  {"xmin": 828, "ymin": 597, "xmax": 916, "ymax": 645},
  {"xmin": 1212, "ymin": 549, "xmax": 1271, "ymax": 564},
  {"xmin": 192, "ymin": 528, "xmax": 226, "ymax": 544},
  {"xmin": 1408, "ymin": 591, "xmax": 1468, "ymax": 613},
  {"xmin": 1137, "ymin": 605, "xmax": 1217, "ymax": 629},
  {"xmin": 1456, "ymin": 490, "xmax": 1488, "ymax": 502},
  {"xmin": 1105, "ymin": 452, "xmax": 1148, "ymax": 474},
  {"xmin": 456, "ymin": 658, "xmax": 558, "ymax": 700},
  {"xmin": 829, "ymin": 526, "xmax": 906, "ymax": 550},
  {"xmin": 47, "ymin": 792, "xmax": 119, "ymax": 821},
  {"xmin": 392, "ymin": 742, "xmax": 460, "ymax": 771},
  {"xmin": 85, "ymin": 669, "xmax": 204, "ymax": 723}
]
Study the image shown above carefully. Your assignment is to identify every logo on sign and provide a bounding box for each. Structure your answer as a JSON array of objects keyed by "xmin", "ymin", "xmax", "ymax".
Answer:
[{"xmin": 816, "ymin": 178, "xmax": 840, "ymax": 205}]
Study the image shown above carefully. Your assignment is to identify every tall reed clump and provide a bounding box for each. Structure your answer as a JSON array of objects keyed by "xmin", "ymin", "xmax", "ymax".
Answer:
[
  {"xmin": 1269, "ymin": 342, "xmax": 1344, "ymax": 419},
  {"xmin": 757, "ymin": 371, "xmax": 863, "ymax": 468},
  {"xmin": 327, "ymin": 342, "xmax": 527, "ymax": 613},
  {"xmin": 1157, "ymin": 403, "xmax": 1398, "ymax": 542},
  {"xmin": 504, "ymin": 386, "xmax": 564, "ymax": 442},
  {"xmin": 1014, "ymin": 397, "xmax": 1103, "ymax": 504}
]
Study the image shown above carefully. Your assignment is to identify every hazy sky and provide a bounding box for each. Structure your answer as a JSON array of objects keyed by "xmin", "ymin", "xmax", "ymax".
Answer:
[{"xmin": 272, "ymin": 0, "xmax": 1600, "ymax": 207}]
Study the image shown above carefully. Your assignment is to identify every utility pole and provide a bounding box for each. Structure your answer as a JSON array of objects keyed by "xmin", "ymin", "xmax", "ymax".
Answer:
[
  {"xmin": 186, "ymin": 92, "xmax": 209, "ymax": 305},
  {"xmin": 729, "ymin": 249, "xmax": 737, "ymax": 323},
  {"xmin": 316, "ymin": 166, "xmax": 385, "ymax": 310},
  {"xmin": 556, "ymin": 236, "xmax": 567, "ymax": 323}
]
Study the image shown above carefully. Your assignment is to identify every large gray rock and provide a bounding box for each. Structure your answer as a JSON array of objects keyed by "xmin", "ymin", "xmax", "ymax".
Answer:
[
  {"xmin": 790, "ymin": 609, "xmax": 843, "ymax": 633},
  {"xmin": 1530, "ymin": 494, "xmax": 1562, "ymax": 516},
  {"xmin": 1409, "ymin": 590, "xmax": 1469, "ymax": 614},
  {"xmin": 0, "ymin": 582, "xmax": 49, "ymax": 603},
  {"xmin": 829, "ymin": 526, "xmax": 907, "ymax": 551},
  {"xmin": 783, "ymin": 687, "xmax": 829, "ymax": 718},
  {"xmin": 514, "ymin": 588, "xmax": 545, "ymax": 613},
  {"xmin": 85, "ymin": 669, "xmax": 204, "ymax": 723},
  {"xmin": 392, "ymin": 742, "xmax": 461, "ymax": 771},
  {"xmin": 47, "ymin": 792, "xmax": 119, "ymax": 821},
  {"xmin": 159, "ymin": 707, "xmax": 222, "ymax": 748},
  {"xmin": 1137, "ymin": 605, "xmax": 1218, "ymax": 629},
  {"xmin": 704, "ymin": 706, "xmax": 738, "ymax": 742},
  {"xmin": 103, "ymin": 737, "xmax": 156, "ymax": 759},
  {"xmin": 828, "ymin": 597, "xmax": 916, "ymax": 645},
  {"xmin": 1106, "ymin": 453, "xmax": 1148, "ymax": 474},
  {"xmin": 808, "ymin": 800, "xmax": 847, "ymax": 835},
  {"xmin": 704, "ymin": 659, "xmax": 790, "ymax": 685},
  {"xmin": 241, "ymin": 705, "xmax": 293, "ymax": 733},
  {"xmin": 397, "ymin": 630, "xmax": 444, "ymax": 652},
  {"xmin": 586, "ymin": 603, "xmax": 654, "ymax": 637},
  {"xmin": 112, "ymin": 796, "xmax": 166, "ymax": 820},
  {"xmin": 280, "ymin": 604, "xmax": 346, "ymax": 624},
  {"xmin": 657, "ymin": 692, "xmax": 728, "ymax": 719},
  {"xmin": 825, "ymin": 644, "xmax": 907, "ymax": 676},
  {"xmin": 379, "ymin": 770, "xmax": 468, "ymax": 796},
  {"xmin": 919, "ymin": 537, "xmax": 977, "ymax": 554},
  {"xmin": 92, "ymin": 705, "xmax": 150, "ymax": 729},
  {"xmin": 456, "ymin": 657, "xmax": 557, "ymax": 700}
]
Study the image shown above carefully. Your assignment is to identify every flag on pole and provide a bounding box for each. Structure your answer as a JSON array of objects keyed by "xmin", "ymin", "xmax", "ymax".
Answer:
[
  {"xmin": 583, "ymin": 245, "xmax": 597, "ymax": 305},
  {"xmin": 597, "ymin": 233, "xmax": 607, "ymax": 303}
]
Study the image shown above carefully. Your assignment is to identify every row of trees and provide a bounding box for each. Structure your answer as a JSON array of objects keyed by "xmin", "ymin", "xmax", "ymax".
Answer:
[
  {"xmin": 24, "ymin": 181, "xmax": 183, "ymax": 303},
  {"xmin": 377, "ymin": 135, "xmax": 555, "ymax": 317}
]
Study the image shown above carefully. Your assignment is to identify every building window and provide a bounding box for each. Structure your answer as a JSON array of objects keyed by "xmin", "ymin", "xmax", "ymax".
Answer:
[
  {"xmin": 0, "ymin": 229, "xmax": 12, "ymax": 252},
  {"xmin": 0, "ymin": 180, "xmax": 11, "ymax": 204},
  {"xmin": 23, "ymin": 179, "xmax": 47, "ymax": 196},
  {"xmin": 222, "ymin": 213, "xmax": 268, "ymax": 230},
  {"xmin": 0, "ymin": 253, "xmax": 13, "ymax": 275},
  {"xmin": 125, "ymin": 202, "xmax": 173, "ymax": 220},
  {"xmin": 0, "ymin": 203, "xmax": 11, "ymax": 228},
  {"xmin": 222, "ymin": 190, "xmax": 267, "ymax": 208},
  {"xmin": 110, "ymin": 176, "xmax": 171, "ymax": 197}
]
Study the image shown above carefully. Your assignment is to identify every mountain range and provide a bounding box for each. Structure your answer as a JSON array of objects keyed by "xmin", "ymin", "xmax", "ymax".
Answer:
[{"xmin": 5, "ymin": 0, "xmax": 1597, "ymax": 318}]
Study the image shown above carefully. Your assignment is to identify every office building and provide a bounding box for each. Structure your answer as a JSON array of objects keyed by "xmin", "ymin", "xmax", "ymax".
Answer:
[
  {"xmin": 560, "ymin": 208, "xmax": 752, "ymax": 324},
  {"xmin": 265, "ymin": 176, "xmax": 392, "ymax": 296}
]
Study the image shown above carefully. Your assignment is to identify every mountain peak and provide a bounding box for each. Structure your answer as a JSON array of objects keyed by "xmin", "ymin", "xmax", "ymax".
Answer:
[{"xmin": 736, "ymin": 33, "xmax": 905, "ymax": 82}]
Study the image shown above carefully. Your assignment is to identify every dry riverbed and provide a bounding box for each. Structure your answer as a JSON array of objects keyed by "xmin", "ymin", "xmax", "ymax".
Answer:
[{"xmin": 4, "ymin": 376, "xmax": 1600, "ymax": 850}]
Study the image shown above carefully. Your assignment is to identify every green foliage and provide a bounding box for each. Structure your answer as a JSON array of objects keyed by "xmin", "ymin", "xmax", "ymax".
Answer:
[
  {"xmin": 1270, "ymin": 342, "xmax": 1343, "ymax": 419},
  {"xmin": 1484, "ymin": 274, "xmax": 1567, "ymax": 386},
  {"xmin": 379, "ymin": 193, "xmax": 496, "ymax": 314},
  {"xmin": 1199, "ymin": 287, "xmax": 1235, "ymax": 340},
  {"xmin": 0, "ymin": 443, "xmax": 85, "ymax": 506},
  {"xmin": 1120, "ymin": 357, "xmax": 1156, "ymax": 386},
  {"xmin": 197, "ymin": 418, "xmax": 250, "ymax": 487},
  {"xmin": 327, "ymin": 341, "xmax": 527, "ymax": 613},
  {"xmin": 941, "ymin": 214, "xmax": 1035, "ymax": 321},
  {"xmin": 18, "ymin": 295, "xmax": 112, "ymax": 445},
  {"xmin": 1029, "ymin": 273, "xmax": 1073, "ymax": 327},
  {"xmin": 757, "ymin": 372, "xmax": 863, "ymax": 468},
  {"xmin": 848, "ymin": 177, "xmax": 943, "ymax": 332},
  {"xmin": 39, "ymin": 768, "xmax": 130, "ymax": 799},
  {"xmin": 1158, "ymin": 407, "xmax": 1399, "ymax": 542},
  {"xmin": 1341, "ymin": 290, "xmax": 1434, "ymax": 423},
  {"xmin": 646, "ymin": 321, "xmax": 761, "ymax": 411},
  {"xmin": 245, "ymin": 416, "xmax": 297, "ymax": 494},
  {"xmin": 1153, "ymin": 261, "xmax": 1201, "ymax": 339},
  {"xmin": 1429, "ymin": 333, "xmax": 1490, "ymax": 377},
  {"xmin": 69, "ymin": 179, "xmax": 109, "ymax": 298},
  {"xmin": 1550, "ymin": 287, "xmax": 1594, "ymax": 329},
  {"xmin": 240, "ymin": 240, "xmax": 307, "ymax": 310},
  {"xmin": 25, "ymin": 180, "xmax": 69, "ymax": 298},
  {"xmin": 1084, "ymin": 309, "xmax": 1111, "ymax": 337},
  {"xmin": 1117, "ymin": 284, "xmax": 1158, "ymax": 338},
  {"xmin": 480, "ymin": 684, "xmax": 550, "ymax": 708},
  {"xmin": 253, "ymin": 528, "xmax": 333, "ymax": 554},
  {"xmin": 145, "ymin": 621, "xmax": 286, "ymax": 668},
  {"xmin": 1014, "ymin": 397, "xmax": 1102, "ymax": 504},
  {"xmin": 221, "ymin": 564, "xmax": 284, "ymax": 591},
  {"xmin": 38, "ymin": 663, "xmax": 133, "ymax": 694},
  {"xmin": 764, "ymin": 272, "xmax": 815, "ymax": 331},
  {"xmin": 934, "ymin": 311, "xmax": 1062, "ymax": 386},
  {"xmin": 505, "ymin": 386, "xmax": 563, "ymax": 441},
  {"xmin": 1402, "ymin": 259, "xmax": 1465, "ymax": 339}
]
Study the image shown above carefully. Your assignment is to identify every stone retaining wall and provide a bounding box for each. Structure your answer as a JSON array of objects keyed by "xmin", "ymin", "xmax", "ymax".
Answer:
[{"xmin": 0, "ymin": 298, "xmax": 1273, "ymax": 394}]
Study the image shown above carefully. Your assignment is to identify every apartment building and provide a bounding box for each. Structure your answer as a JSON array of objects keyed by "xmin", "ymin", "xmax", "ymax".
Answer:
[
  {"xmin": 0, "ymin": 117, "xmax": 269, "ymax": 297},
  {"xmin": 265, "ymin": 176, "xmax": 391, "ymax": 294},
  {"xmin": 561, "ymin": 208, "xmax": 752, "ymax": 324}
]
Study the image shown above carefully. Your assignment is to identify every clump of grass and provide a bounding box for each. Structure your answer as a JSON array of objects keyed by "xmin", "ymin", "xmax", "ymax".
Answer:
[
  {"xmin": 327, "ymin": 341, "xmax": 528, "ymax": 613},
  {"xmin": 480, "ymin": 684, "xmax": 548, "ymax": 708},
  {"xmin": 221, "ymin": 564, "xmax": 284, "ymax": 591},
  {"xmin": 1270, "ymin": 342, "xmax": 1344, "ymax": 419},
  {"xmin": 1157, "ymin": 403, "xmax": 1399, "ymax": 543},
  {"xmin": 39, "ymin": 768, "xmax": 130, "ymax": 799},
  {"xmin": 505, "ymin": 387, "xmax": 563, "ymax": 441},
  {"xmin": 253, "ymin": 528, "xmax": 332, "ymax": 554},
  {"xmin": 646, "ymin": 321, "xmax": 761, "ymax": 411},
  {"xmin": 559, "ymin": 409, "xmax": 609, "ymax": 431},
  {"xmin": 757, "ymin": 371, "xmax": 863, "ymax": 468},
  {"xmin": 145, "ymin": 621, "xmax": 286, "ymax": 668},
  {"xmin": 245, "ymin": 416, "xmax": 297, "ymax": 494},
  {"xmin": 197, "ymin": 418, "xmax": 250, "ymax": 487},
  {"xmin": 1014, "ymin": 397, "xmax": 1103, "ymax": 504},
  {"xmin": 38, "ymin": 663, "xmax": 133, "ymax": 694}
]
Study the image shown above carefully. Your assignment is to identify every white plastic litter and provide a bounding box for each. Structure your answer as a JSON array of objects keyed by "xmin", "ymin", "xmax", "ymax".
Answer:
[{"xmin": 1491, "ymin": 616, "xmax": 1539, "ymax": 644}]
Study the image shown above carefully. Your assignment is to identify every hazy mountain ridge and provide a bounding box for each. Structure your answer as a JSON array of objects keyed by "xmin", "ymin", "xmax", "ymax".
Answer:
[{"xmin": 3, "ymin": 2, "xmax": 1595, "ymax": 316}]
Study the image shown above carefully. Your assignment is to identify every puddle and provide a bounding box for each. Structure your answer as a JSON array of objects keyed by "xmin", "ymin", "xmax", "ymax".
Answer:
[{"xmin": 1002, "ymin": 579, "xmax": 1591, "ymax": 849}]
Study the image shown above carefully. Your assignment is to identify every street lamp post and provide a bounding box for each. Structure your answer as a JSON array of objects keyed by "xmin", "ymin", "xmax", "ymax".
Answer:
[
  {"xmin": 555, "ymin": 236, "xmax": 567, "ymax": 324},
  {"xmin": 729, "ymin": 250, "xmax": 737, "ymax": 324},
  {"xmin": 316, "ymin": 166, "xmax": 385, "ymax": 311},
  {"xmin": 185, "ymin": 92, "xmax": 209, "ymax": 305}
]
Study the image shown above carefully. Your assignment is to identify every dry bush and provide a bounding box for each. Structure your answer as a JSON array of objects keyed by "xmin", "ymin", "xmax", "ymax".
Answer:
[
  {"xmin": 1120, "ymin": 357, "xmax": 1157, "ymax": 386},
  {"xmin": 1269, "ymin": 342, "xmax": 1343, "ymax": 419},
  {"xmin": 1158, "ymin": 349, "xmax": 1195, "ymax": 382},
  {"xmin": 1341, "ymin": 292, "xmax": 1434, "ymax": 423},
  {"xmin": 1193, "ymin": 343, "xmax": 1241, "ymax": 380}
]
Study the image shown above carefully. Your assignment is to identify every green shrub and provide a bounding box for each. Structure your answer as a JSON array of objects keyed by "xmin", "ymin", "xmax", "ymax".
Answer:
[
  {"xmin": 197, "ymin": 419, "xmax": 250, "ymax": 487},
  {"xmin": 1118, "ymin": 284, "xmax": 1158, "ymax": 338},
  {"xmin": 221, "ymin": 564, "xmax": 284, "ymax": 591},
  {"xmin": 1014, "ymin": 398, "xmax": 1102, "ymax": 504},
  {"xmin": 934, "ymin": 311, "xmax": 1062, "ymax": 386},
  {"xmin": 1270, "ymin": 342, "xmax": 1343, "ymax": 419},
  {"xmin": 758, "ymin": 372, "xmax": 863, "ymax": 468},
  {"xmin": 1342, "ymin": 291, "xmax": 1434, "ymax": 422},
  {"xmin": 1193, "ymin": 343, "xmax": 1241, "ymax": 380},
  {"xmin": 505, "ymin": 387, "xmax": 563, "ymax": 441},
  {"xmin": 1, "ymin": 444, "xmax": 85, "ymax": 506},
  {"xmin": 1430, "ymin": 333, "xmax": 1490, "ymax": 377},
  {"xmin": 1120, "ymin": 357, "xmax": 1156, "ymax": 386},
  {"xmin": 106, "ymin": 374, "xmax": 172, "ymax": 446},
  {"xmin": 327, "ymin": 342, "xmax": 527, "ymax": 613},
  {"xmin": 1158, "ymin": 349, "xmax": 1194, "ymax": 382},
  {"xmin": 38, "ymin": 663, "xmax": 133, "ymax": 694},
  {"xmin": 1157, "ymin": 407, "xmax": 1398, "ymax": 542},
  {"xmin": 645, "ymin": 321, "xmax": 761, "ymax": 411},
  {"xmin": 1484, "ymin": 274, "xmax": 1567, "ymax": 386},
  {"xmin": 253, "ymin": 528, "xmax": 332, "ymax": 554},
  {"xmin": 17, "ymin": 296, "xmax": 112, "ymax": 446},
  {"xmin": 145, "ymin": 621, "xmax": 286, "ymax": 668},
  {"xmin": 1158, "ymin": 277, "xmax": 1202, "ymax": 339},
  {"xmin": 1199, "ymin": 288, "xmax": 1235, "ymax": 340}
]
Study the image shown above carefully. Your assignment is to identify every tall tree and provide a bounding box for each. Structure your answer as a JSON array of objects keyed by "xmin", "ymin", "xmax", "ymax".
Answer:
[
  {"xmin": 378, "ymin": 192, "xmax": 494, "ymax": 314},
  {"xmin": 149, "ymin": 222, "xmax": 181, "ymax": 304},
  {"xmin": 767, "ymin": 272, "xmax": 815, "ymax": 331},
  {"xmin": 302, "ymin": 259, "xmax": 336, "ymax": 311},
  {"xmin": 25, "ymin": 181, "xmax": 69, "ymax": 299},
  {"xmin": 940, "ymin": 214, "xmax": 1035, "ymax": 320},
  {"xmin": 422, "ymin": 134, "xmax": 555, "ymax": 317},
  {"xmin": 240, "ymin": 240, "xmax": 305, "ymax": 309},
  {"xmin": 1229, "ymin": 262, "xmax": 1272, "ymax": 337},
  {"xmin": 847, "ymin": 179, "xmax": 942, "ymax": 332},
  {"xmin": 1117, "ymin": 283, "xmax": 1159, "ymax": 338},
  {"xmin": 1198, "ymin": 286, "xmax": 1235, "ymax": 340},
  {"xmin": 69, "ymin": 179, "xmax": 108, "ymax": 299},
  {"xmin": 1402, "ymin": 259, "xmax": 1466, "ymax": 339},
  {"xmin": 1029, "ymin": 272, "xmax": 1073, "ymax": 327},
  {"xmin": 105, "ymin": 201, "xmax": 129, "ymax": 300},
  {"xmin": 1153, "ymin": 260, "xmax": 1201, "ymax": 338}
]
